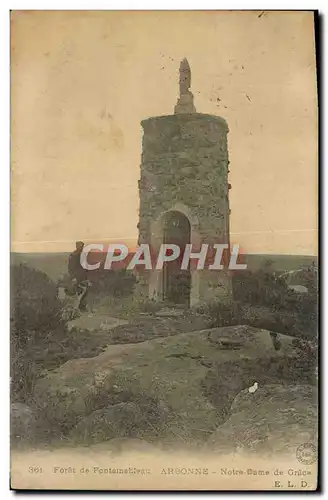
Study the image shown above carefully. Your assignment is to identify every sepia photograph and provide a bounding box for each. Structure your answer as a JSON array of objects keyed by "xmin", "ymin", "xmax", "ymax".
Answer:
[{"xmin": 10, "ymin": 10, "xmax": 318, "ymax": 490}]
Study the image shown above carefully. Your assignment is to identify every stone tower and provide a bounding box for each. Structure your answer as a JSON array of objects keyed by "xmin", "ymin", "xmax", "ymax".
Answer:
[{"xmin": 136, "ymin": 59, "xmax": 232, "ymax": 307}]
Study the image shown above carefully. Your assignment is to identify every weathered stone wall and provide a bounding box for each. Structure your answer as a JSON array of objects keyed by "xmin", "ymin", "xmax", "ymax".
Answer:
[{"xmin": 136, "ymin": 112, "xmax": 231, "ymax": 306}]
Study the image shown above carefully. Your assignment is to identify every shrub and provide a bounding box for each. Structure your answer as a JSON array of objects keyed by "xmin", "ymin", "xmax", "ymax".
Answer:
[
  {"xmin": 11, "ymin": 264, "xmax": 67, "ymax": 401},
  {"xmin": 88, "ymin": 268, "xmax": 136, "ymax": 297},
  {"xmin": 11, "ymin": 263, "xmax": 64, "ymax": 343},
  {"xmin": 232, "ymin": 269, "xmax": 290, "ymax": 307},
  {"xmin": 206, "ymin": 300, "xmax": 240, "ymax": 328},
  {"xmin": 231, "ymin": 267, "xmax": 318, "ymax": 339}
]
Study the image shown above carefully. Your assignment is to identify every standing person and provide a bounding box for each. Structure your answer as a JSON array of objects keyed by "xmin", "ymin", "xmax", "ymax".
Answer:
[{"xmin": 68, "ymin": 241, "xmax": 88, "ymax": 311}]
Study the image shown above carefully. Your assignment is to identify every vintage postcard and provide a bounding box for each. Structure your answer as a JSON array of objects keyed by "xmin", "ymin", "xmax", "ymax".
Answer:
[{"xmin": 10, "ymin": 10, "xmax": 318, "ymax": 491}]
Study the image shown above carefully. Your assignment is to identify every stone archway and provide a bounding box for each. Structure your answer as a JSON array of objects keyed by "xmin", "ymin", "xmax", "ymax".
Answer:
[
  {"xmin": 162, "ymin": 210, "xmax": 191, "ymax": 306},
  {"xmin": 148, "ymin": 204, "xmax": 200, "ymax": 306}
]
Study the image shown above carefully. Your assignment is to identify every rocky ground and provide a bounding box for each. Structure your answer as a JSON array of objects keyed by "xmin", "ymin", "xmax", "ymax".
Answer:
[
  {"xmin": 207, "ymin": 384, "xmax": 317, "ymax": 456},
  {"xmin": 67, "ymin": 307, "xmax": 210, "ymax": 344},
  {"xmin": 11, "ymin": 311, "xmax": 318, "ymax": 457}
]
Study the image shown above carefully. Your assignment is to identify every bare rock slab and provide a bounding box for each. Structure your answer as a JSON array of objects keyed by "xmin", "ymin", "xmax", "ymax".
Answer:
[
  {"xmin": 206, "ymin": 384, "xmax": 318, "ymax": 455},
  {"xmin": 33, "ymin": 325, "xmax": 300, "ymax": 444}
]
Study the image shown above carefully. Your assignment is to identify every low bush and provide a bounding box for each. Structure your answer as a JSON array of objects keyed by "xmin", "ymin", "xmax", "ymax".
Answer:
[
  {"xmin": 11, "ymin": 264, "xmax": 108, "ymax": 404},
  {"xmin": 233, "ymin": 269, "xmax": 289, "ymax": 307},
  {"xmin": 88, "ymin": 268, "xmax": 136, "ymax": 297},
  {"xmin": 205, "ymin": 300, "xmax": 240, "ymax": 328},
  {"xmin": 229, "ymin": 266, "xmax": 318, "ymax": 339},
  {"xmin": 11, "ymin": 264, "xmax": 66, "ymax": 401},
  {"xmin": 11, "ymin": 263, "xmax": 64, "ymax": 342}
]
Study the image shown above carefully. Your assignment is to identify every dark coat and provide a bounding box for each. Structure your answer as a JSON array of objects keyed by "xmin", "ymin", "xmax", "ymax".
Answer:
[{"xmin": 68, "ymin": 250, "xmax": 88, "ymax": 283}]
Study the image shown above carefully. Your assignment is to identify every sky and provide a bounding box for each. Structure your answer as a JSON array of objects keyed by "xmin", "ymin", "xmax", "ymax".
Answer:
[{"xmin": 11, "ymin": 10, "xmax": 318, "ymax": 255}]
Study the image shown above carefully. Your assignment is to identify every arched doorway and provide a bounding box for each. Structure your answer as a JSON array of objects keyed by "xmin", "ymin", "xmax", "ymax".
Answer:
[{"xmin": 162, "ymin": 210, "xmax": 191, "ymax": 306}]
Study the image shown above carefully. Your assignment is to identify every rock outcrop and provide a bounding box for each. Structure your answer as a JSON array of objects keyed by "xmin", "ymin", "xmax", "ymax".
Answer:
[
  {"xmin": 207, "ymin": 384, "xmax": 318, "ymax": 456},
  {"xmin": 33, "ymin": 326, "xmax": 305, "ymax": 445}
]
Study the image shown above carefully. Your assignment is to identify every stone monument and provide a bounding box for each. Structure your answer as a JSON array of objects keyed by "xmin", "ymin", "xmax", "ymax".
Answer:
[{"xmin": 136, "ymin": 58, "xmax": 232, "ymax": 307}]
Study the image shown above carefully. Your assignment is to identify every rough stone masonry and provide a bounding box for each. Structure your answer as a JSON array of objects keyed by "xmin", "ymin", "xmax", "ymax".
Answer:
[{"xmin": 136, "ymin": 58, "xmax": 232, "ymax": 307}]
